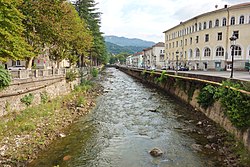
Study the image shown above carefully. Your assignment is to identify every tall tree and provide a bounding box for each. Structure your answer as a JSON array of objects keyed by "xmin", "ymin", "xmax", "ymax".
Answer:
[
  {"xmin": 20, "ymin": 0, "xmax": 93, "ymax": 68},
  {"xmin": 0, "ymin": 0, "xmax": 33, "ymax": 62},
  {"xmin": 74, "ymin": 0, "xmax": 108, "ymax": 65}
]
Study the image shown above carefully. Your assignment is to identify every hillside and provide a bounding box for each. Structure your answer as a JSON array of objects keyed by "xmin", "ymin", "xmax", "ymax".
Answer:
[
  {"xmin": 104, "ymin": 35, "xmax": 155, "ymax": 54},
  {"xmin": 105, "ymin": 35, "xmax": 155, "ymax": 47}
]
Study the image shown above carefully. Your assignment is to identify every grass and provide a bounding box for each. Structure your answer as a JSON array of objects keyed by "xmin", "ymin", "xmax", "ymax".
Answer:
[{"xmin": 0, "ymin": 81, "xmax": 95, "ymax": 163}]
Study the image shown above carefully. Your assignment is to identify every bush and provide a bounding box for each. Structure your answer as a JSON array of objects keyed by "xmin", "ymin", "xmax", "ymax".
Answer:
[
  {"xmin": 20, "ymin": 93, "xmax": 34, "ymax": 107},
  {"xmin": 66, "ymin": 70, "xmax": 78, "ymax": 82},
  {"xmin": 91, "ymin": 68, "xmax": 98, "ymax": 77},
  {"xmin": 40, "ymin": 91, "xmax": 49, "ymax": 104},
  {"xmin": 216, "ymin": 81, "xmax": 250, "ymax": 129},
  {"xmin": 0, "ymin": 66, "xmax": 11, "ymax": 90},
  {"xmin": 197, "ymin": 85, "xmax": 217, "ymax": 109},
  {"xmin": 157, "ymin": 70, "xmax": 167, "ymax": 83}
]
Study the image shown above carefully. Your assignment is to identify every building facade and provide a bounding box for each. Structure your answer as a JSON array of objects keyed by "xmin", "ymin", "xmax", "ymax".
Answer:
[
  {"xmin": 164, "ymin": 3, "xmax": 250, "ymax": 71},
  {"xmin": 143, "ymin": 42, "xmax": 165, "ymax": 69}
]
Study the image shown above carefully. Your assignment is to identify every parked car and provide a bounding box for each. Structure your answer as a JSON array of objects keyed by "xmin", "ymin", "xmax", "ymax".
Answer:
[
  {"xmin": 161, "ymin": 66, "xmax": 167, "ymax": 70},
  {"xmin": 178, "ymin": 66, "xmax": 189, "ymax": 71},
  {"xmin": 8, "ymin": 65, "xmax": 26, "ymax": 70}
]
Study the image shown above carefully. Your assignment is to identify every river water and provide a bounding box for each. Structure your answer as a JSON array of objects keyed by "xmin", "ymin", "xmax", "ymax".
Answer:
[{"xmin": 29, "ymin": 68, "xmax": 222, "ymax": 167}]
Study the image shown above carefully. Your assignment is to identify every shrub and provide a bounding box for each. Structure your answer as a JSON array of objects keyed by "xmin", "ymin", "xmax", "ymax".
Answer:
[
  {"xmin": 197, "ymin": 85, "xmax": 217, "ymax": 109},
  {"xmin": 20, "ymin": 93, "xmax": 34, "ymax": 107},
  {"xmin": 40, "ymin": 91, "xmax": 49, "ymax": 104},
  {"xmin": 0, "ymin": 66, "xmax": 11, "ymax": 90},
  {"xmin": 157, "ymin": 70, "xmax": 167, "ymax": 83},
  {"xmin": 91, "ymin": 68, "xmax": 98, "ymax": 77},
  {"xmin": 66, "ymin": 70, "xmax": 78, "ymax": 82},
  {"xmin": 216, "ymin": 81, "xmax": 250, "ymax": 129}
]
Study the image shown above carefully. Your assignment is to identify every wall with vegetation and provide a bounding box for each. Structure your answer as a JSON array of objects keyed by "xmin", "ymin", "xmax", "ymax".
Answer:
[
  {"xmin": 0, "ymin": 76, "xmax": 83, "ymax": 117},
  {"xmin": 120, "ymin": 67, "xmax": 250, "ymax": 152}
]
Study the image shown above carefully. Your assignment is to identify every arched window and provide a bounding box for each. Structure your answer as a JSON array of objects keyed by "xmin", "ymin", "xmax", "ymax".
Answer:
[
  {"xmin": 231, "ymin": 17, "xmax": 235, "ymax": 25},
  {"xmin": 189, "ymin": 49, "xmax": 193, "ymax": 58},
  {"xmin": 195, "ymin": 48, "xmax": 200, "ymax": 57},
  {"xmin": 199, "ymin": 23, "xmax": 202, "ymax": 30},
  {"xmin": 239, "ymin": 15, "xmax": 244, "ymax": 24},
  {"xmin": 215, "ymin": 19, "xmax": 219, "ymax": 27},
  {"xmin": 222, "ymin": 18, "xmax": 227, "ymax": 26},
  {"xmin": 216, "ymin": 47, "xmax": 224, "ymax": 56},
  {"xmin": 233, "ymin": 45, "xmax": 242, "ymax": 56},
  {"xmin": 209, "ymin": 20, "xmax": 212, "ymax": 28},
  {"xmin": 195, "ymin": 23, "xmax": 197, "ymax": 31},
  {"xmin": 204, "ymin": 48, "xmax": 211, "ymax": 57},
  {"xmin": 203, "ymin": 22, "xmax": 207, "ymax": 29}
]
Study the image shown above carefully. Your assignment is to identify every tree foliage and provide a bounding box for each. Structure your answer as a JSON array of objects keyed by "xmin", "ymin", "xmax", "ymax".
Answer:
[
  {"xmin": 74, "ymin": 0, "xmax": 108, "ymax": 65},
  {"xmin": 0, "ymin": 0, "xmax": 34, "ymax": 62}
]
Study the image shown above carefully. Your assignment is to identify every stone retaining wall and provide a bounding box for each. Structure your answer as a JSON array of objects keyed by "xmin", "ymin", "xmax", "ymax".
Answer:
[{"xmin": 119, "ymin": 67, "xmax": 250, "ymax": 152}]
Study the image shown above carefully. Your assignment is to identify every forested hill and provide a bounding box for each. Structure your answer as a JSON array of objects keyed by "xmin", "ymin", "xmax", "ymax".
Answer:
[
  {"xmin": 104, "ymin": 35, "xmax": 155, "ymax": 54},
  {"xmin": 105, "ymin": 42, "xmax": 147, "ymax": 55}
]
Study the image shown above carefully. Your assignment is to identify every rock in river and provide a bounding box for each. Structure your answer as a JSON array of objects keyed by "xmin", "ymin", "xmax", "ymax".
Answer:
[{"xmin": 149, "ymin": 148, "xmax": 163, "ymax": 157}]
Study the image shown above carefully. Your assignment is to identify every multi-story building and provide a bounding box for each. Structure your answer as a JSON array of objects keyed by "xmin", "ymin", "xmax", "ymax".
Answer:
[
  {"xmin": 163, "ymin": 3, "xmax": 250, "ymax": 71},
  {"xmin": 143, "ymin": 42, "xmax": 165, "ymax": 69}
]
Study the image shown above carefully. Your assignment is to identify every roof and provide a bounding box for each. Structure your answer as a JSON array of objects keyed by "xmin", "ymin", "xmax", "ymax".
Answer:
[{"xmin": 163, "ymin": 2, "xmax": 250, "ymax": 33}]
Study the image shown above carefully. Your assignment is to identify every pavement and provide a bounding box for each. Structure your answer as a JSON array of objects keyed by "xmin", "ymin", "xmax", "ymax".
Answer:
[{"xmin": 169, "ymin": 70, "xmax": 250, "ymax": 82}]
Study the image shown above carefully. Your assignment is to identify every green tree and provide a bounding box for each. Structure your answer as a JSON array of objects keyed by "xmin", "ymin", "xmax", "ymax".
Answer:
[
  {"xmin": 0, "ymin": 0, "xmax": 33, "ymax": 62},
  {"xmin": 74, "ymin": 0, "xmax": 108, "ymax": 66}
]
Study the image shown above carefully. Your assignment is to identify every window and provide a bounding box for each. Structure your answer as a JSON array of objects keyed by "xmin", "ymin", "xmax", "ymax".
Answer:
[
  {"xmin": 203, "ymin": 22, "xmax": 207, "ymax": 29},
  {"xmin": 195, "ymin": 23, "xmax": 198, "ymax": 31},
  {"xmin": 16, "ymin": 60, "xmax": 21, "ymax": 66},
  {"xmin": 195, "ymin": 48, "xmax": 200, "ymax": 57},
  {"xmin": 166, "ymin": 44, "xmax": 168, "ymax": 49},
  {"xmin": 215, "ymin": 19, "xmax": 219, "ymax": 27},
  {"xmin": 222, "ymin": 18, "xmax": 227, "ymax": 26},
  {"xmin": 189, "ymin": 49, "xmax": 193, "ymax": 58},
  {"xmin": 233, "ymin": 30, "xmax": 239, "ymax": 39},
  {"xmin": 216, "ymin": 47, "xmax": 224, "ymax": 56},
  {"xmin": 209, "ymin": 20, "xmax": 212, "ymax": 28},
  {"xmin": 190, "ymin": 37, "xmax": 193, "ymax": 44},
  {"xmin": 196, "ymin": 36, "xmax": 199, "ymax": 43},
  {"xmin": 218, "ymin": 32, "xmax": 222, "ymax": 41},
  {"xmin": 233, "ymin": 45, "xmax": 242, "ymax": 56},
  {"xmin": 205, "ymin": 34, "xmax": 209, "ymax": 42},
  {"xmin": 249, "ymin": 16, "xmax": 250, "ymax": 24},
  {"xmin": 204, "ymin": 48, "xmax": 211, "ymax": 57},
  {"xmin": 169, "ymin": 43, "xmax": 171, "ymax": 48},
  {"xmin": 176, "ymin": 41, "xmax": 178, "ymax": 47},
  {"xmin": 173, "ymin": 42, "xmax": 175, "ymax": 48},
  {"xmin": 199, "ymin": 23, "xmax": 202, "ymax": 30},
  {"xmin": 180, "ymin": 40, "xmax": 183, "ymax": 46},
  {"xmin": 185, "ymin": 39, "xmax": 187, "ymax": 46},
  {"xmin": 231, "ymin": 17, "xmax": 235, "ymax": 25},
  {"xmin": 239, "ymin": 15, "xmax": 244, "ymax": 24}
]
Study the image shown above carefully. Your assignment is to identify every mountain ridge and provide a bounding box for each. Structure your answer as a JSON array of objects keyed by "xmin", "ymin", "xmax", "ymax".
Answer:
[
  {"xmin": 104, "ymin": 35, "xmax": 155, "ymax": 54},
  {"xmin": 104, "ymin": 35, "xmax": 155, "ymax": 47}
]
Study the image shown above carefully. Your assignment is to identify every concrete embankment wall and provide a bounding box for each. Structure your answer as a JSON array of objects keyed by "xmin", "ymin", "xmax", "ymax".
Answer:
[{"xmin": 119, "ymin": 67, "xmax": 250, "ymax": 152}]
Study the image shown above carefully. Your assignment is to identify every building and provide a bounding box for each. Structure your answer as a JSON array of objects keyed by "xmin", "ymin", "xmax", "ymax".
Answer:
[
  {"xmin": 163, "ymin": 3, "xmax": 250, "ymax": 71},
  {"xmin": 143, "ymin": 42, "xmax": 165, "ymax": 69}
]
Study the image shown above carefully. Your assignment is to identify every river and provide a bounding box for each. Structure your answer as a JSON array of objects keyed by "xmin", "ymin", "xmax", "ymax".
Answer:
[{"xmin": 29, "ymin": 68, "xmax": 223, "ymax": 167}]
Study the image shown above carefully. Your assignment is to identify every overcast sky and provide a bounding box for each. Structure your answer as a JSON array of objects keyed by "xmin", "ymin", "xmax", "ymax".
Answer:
[{"xmin": 95, "ymin": 0, "xmax": 249, "ymax": 42}]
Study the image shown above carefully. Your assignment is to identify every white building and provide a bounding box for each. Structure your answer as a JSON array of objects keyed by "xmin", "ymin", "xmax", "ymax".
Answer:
[
  {"xmin": 163, "ymin": 3, "xmax": 250, "ymax": 71},
  {"xmin": 143, "ymin": 42, "xmax": 165, "ymax": 69}
]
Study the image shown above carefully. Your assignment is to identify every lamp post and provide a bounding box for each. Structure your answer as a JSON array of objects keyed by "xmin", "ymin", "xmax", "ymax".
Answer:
[
  {"xmin": 176, "ymin": 50, "xmax": 179, "ymax": 74},
  {"xmin": 229, "ymin": 34, "xmax": 237, "ymax": 78}
]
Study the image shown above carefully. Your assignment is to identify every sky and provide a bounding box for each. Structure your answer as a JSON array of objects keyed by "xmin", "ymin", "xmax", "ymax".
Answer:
[{"xmin": 95, "ymin": 0, "xmax": 249, "ymax": 42}]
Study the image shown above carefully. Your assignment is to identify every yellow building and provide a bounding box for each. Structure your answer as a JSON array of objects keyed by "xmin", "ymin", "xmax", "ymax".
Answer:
[{"xmin": 163, "ymin": 3, "xmax": 250, "ymax": 71}]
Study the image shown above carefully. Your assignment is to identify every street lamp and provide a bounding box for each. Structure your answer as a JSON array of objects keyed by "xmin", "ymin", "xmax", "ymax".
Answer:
[
  {"xmin": 176, "ymin": 50, "xmax": 179, "ymax": 74},
  {"xmin": 229, "ymin": 34, "xmax": 237, "ymax": 78}
]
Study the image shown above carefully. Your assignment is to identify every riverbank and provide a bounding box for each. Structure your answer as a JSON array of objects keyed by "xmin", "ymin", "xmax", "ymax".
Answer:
[{"xmin": 0, "ymin": 80, "xmax": 103, "ymax": 166}]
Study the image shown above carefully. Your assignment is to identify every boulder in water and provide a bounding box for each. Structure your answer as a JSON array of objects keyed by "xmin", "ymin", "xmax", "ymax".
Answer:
[{"xmin": 149, "ymin": 147, "xmax": 163, "ymax": 157}]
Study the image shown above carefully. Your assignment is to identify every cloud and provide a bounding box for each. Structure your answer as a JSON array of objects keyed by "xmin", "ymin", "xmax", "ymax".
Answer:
[{"xmin": 96, "ymin": 0, "xmax": 249, "ymax": 42}]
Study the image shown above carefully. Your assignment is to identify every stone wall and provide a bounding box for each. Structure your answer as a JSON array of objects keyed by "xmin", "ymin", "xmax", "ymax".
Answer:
[
  {"xmin": 119, "ymin": 67, "xmax": 250, "ymax": 152},
  {"xmin": 0, "ymin": 76, "xmax": 82, "ymax": 116}
]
